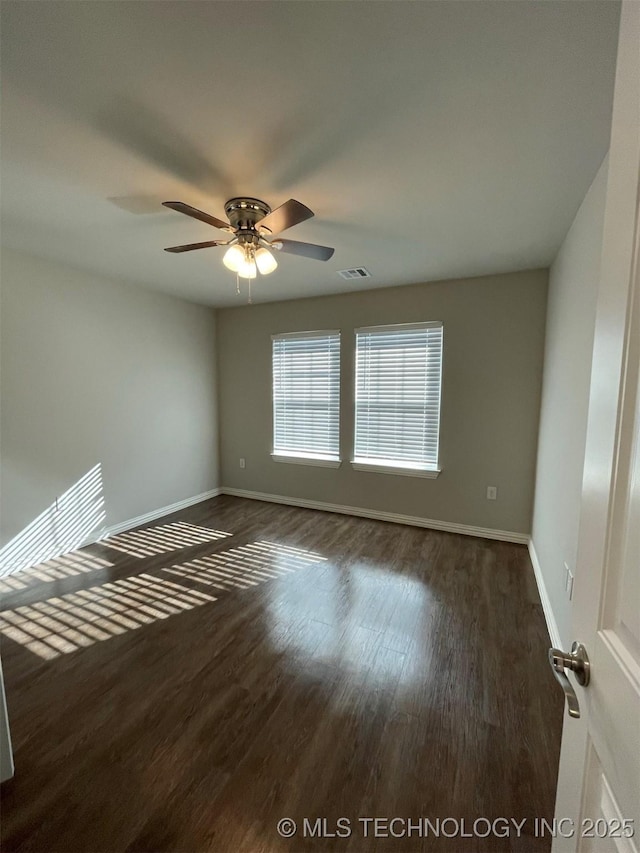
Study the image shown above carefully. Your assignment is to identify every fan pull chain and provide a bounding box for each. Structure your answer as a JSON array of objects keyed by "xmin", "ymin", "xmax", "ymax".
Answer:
[
  {"xmin": 236, "ymin": 272, "xmax": 240, "ymax": 294},
  {"xmin": 248, "ymin": 277, "xmax": 252, "ymax": 305}
]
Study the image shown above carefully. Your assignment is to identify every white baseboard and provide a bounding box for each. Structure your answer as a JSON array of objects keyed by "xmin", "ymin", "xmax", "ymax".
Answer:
[
  {"xmin": 97, "ymin": 488, "xmax": 222, "ymax": 540},
  {"xmin": 527, "ymin": 538, "xmax": 562, "ymax": 648},
  {"xmin": 220, "ymin": 487, "xmax": 529, "ymax": 544},
  {"xmin": 89, "ymin": 483, "xmax": 530, "ymax": 549}
]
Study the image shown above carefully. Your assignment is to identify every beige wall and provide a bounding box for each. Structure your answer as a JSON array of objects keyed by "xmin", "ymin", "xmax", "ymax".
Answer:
[
  {"xmin": 531, "ymin": 158, "xmax": 609, "ymax": 646},
  {"xmin": 218, "ymin": 269, "xmax": 548, "ymax": 535},
  {"xmin": 0, "ymin": 249, "xmax": 219, "ymax": 548}
]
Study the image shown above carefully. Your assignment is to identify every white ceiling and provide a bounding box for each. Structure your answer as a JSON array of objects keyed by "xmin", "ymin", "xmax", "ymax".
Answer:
[{"xmin": 0, "ymin": 1, "xmax": 620, "ymax": 307}]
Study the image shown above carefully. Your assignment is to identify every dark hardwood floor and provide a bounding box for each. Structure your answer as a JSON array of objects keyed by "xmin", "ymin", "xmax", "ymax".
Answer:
[{"xmin": 0, "ymin": 496, "xmax": 563, "ymax": 852}]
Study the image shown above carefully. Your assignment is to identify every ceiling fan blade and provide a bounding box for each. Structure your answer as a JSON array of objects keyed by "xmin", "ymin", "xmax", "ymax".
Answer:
[
  {"xmin": 276, "ymin": 239, "xmax": 335, "ymax": 261},
  {"xmin": 162, "ymin": 201, "xmax": 231, "ymax": 231},
  {"xmin": 164, "ymin": 240, "xmax": 227, "ymax": 253},
  {"xmin": 257, "ymin": 199, "xmax": 314, "ymax": 235}
]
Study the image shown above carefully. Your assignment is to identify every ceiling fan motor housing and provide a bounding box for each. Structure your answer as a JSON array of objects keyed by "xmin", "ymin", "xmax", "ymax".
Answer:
[{"xmin": 224, "ymin": 197, "xmax": 271, "ymax": 233}]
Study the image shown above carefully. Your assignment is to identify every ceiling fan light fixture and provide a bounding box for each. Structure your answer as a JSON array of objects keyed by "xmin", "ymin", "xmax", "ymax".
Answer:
[
  {"xmin": 223, "ymin": 244, "xmax": 244, "ymax": 272},
  {"xmin": 255, "ymin": 247, "xmax": 278, "ymax": 275},
  {"xmin": 163, "ymin": 198, "xmax": 334, "ymax": 295}
]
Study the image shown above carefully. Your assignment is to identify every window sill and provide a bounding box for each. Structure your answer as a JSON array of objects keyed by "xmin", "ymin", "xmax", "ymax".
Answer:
[
  {"xmin": 351, "ymin": 461, "xmax": 441, "ymax": 479},
  {"xmin": 271, "ymin": 453, "xmax": 342, "ymax": 469}
]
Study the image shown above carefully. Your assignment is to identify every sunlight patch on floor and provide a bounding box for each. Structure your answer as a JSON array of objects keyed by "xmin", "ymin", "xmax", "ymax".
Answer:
[
  {"xmin": 267, "ymin": 563, "xmax": 430, "ymax": 687},
  {"xmin": 0, "ymin": 574, "xmax": 216, "ymax": 659},
  {"xmin": 0, "ymin": 551, "xmax": 114, "ymax": 594},
  {"xmin": 163, "ymin": 540, "xmax": 327, "ymax": 591},
  {"xmin": 101, "ymin": 522, "xmax": 231, "ymax": 558}
]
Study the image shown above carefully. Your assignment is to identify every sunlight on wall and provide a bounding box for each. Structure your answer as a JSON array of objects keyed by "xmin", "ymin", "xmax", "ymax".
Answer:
[
  {"xmin": 0, "ymin": 465, "xmax": 106, "ymax": 578},
  {"xmin": 0, "ymin": 574, "xmax": 216, "ymax": 660},
  {"xmin": 0, "ymin": 550, "xmax": 113, "ymax": 594},
  {"xmin": 163, "ymin": 540, "xmax": 327, "ymax": 591},
  {"xmin": 101, "ymin": 522, "xmax": 231, "ymax": 558}
]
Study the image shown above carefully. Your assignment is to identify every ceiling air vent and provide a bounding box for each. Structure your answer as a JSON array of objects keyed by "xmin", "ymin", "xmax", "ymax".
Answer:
[{"xmin": 338, "ymin": 267, "xmax": 371, "ymax": 280}]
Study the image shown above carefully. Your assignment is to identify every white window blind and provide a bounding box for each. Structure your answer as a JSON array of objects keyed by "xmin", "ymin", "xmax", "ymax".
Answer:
[
  {"xmin": 272, "ymin": 331, "xmax": 340, "ymax": 461},
  {"xmin": 354, "ymin": 322, "xmax": 442, "ymax": 470}
]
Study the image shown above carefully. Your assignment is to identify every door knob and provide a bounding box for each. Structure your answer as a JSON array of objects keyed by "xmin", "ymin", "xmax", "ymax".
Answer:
[{"xmin": 548, "ymin": 642, "xmax": 590, "ymax": 719}]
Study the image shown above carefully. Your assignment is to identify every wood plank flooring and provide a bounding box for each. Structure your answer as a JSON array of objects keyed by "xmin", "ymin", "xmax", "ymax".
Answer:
[{"xmin": 0, "ymin": 496, "xmax": 563, "ymax": 852}]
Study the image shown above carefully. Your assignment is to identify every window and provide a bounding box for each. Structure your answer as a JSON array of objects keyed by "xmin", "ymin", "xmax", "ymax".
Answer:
[
  {"xmin": 272, "ymin": 331, "xmax": 341, "ymax": 466},
  {"xmin": 353, "ymin": 322, "xmax": 442, "ymax": 476}
]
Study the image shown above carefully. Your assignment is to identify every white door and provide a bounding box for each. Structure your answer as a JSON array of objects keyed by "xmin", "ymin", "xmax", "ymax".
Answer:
[{"xmin": 552, "ymin": 3, "xmax": 640, "ymax": 852}]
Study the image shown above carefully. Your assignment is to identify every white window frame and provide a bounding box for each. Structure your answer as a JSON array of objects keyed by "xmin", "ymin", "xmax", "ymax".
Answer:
[
  {"xmin": 271, "ymin": 329, "xmax": 341, "ymax": 468},
  {"xmin": 352, "ymin": 321, "xmax": 442, "ymax": 478}
]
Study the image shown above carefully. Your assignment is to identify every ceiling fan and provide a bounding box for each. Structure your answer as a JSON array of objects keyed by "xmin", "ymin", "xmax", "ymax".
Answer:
[{"xmin": 163, "ymin": 197, "xmax": 335, "ymax": 279}]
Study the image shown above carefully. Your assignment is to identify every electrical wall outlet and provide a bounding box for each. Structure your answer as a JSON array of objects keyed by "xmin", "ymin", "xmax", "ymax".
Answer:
[
  {"xmin": 239, "ymin": 458, "xmax": 246, "ymax": 469},
  {"xmin": 486, "ymin": 486, "xmax": 497, "ymax": 500}
]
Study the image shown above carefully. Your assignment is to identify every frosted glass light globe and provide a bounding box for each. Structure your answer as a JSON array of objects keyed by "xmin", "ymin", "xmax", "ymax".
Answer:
[
  {"xmin": 223, "ymin": 245, "xmax": 244, "ymax": 272},
  {"xmin": 255, "ymin": 247, "xmax": 278, "ymax": 275},
  {"xmin": 237, "ymin": 255, "xmax": 257, "ymax": 279}
]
